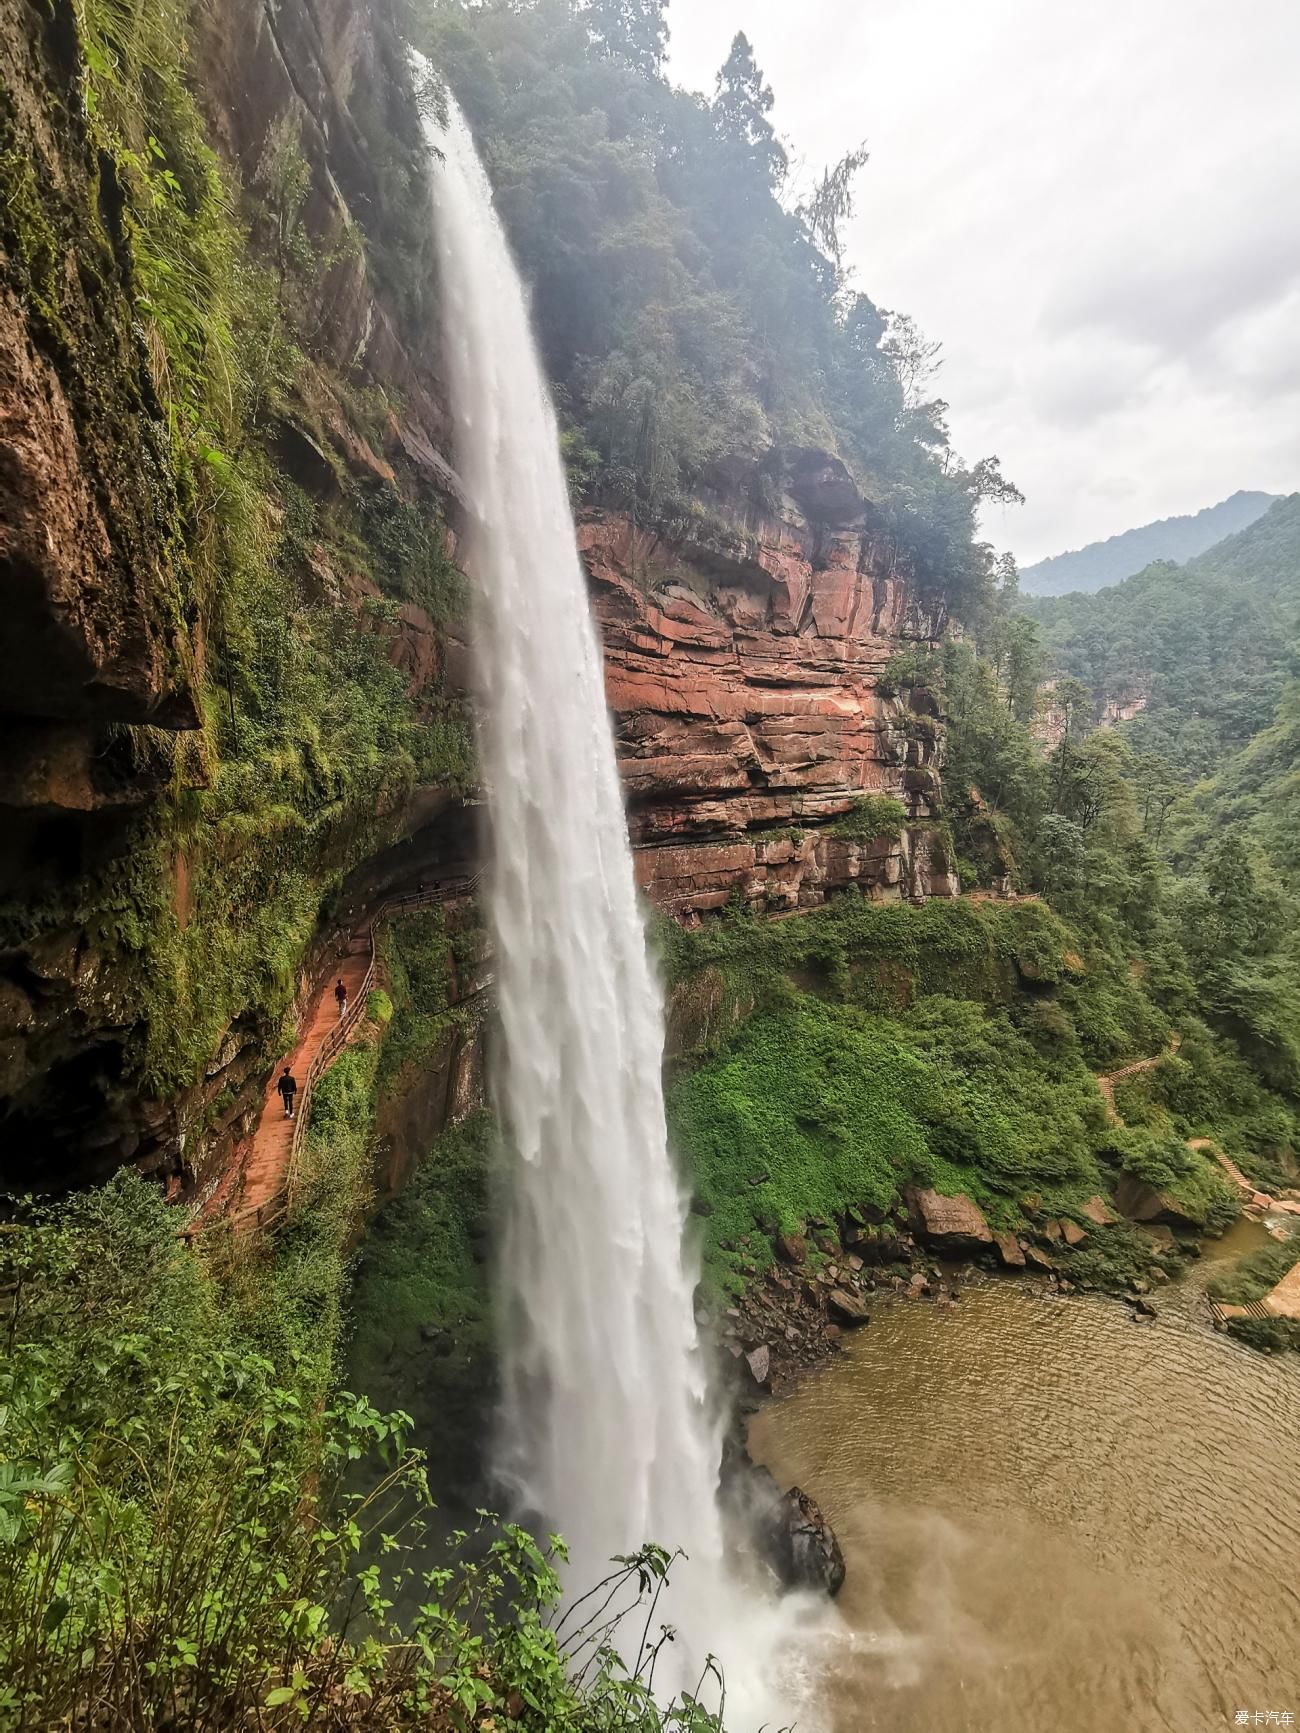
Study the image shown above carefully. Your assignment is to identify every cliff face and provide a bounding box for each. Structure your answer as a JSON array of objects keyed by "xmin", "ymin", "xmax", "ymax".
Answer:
[
  {"xmin": 583, "ymin": 450, "xmax": 957, "ymax": 914},
  {"xmin": 0, "ymin": 0, "xmax": 199, "ymax": 754},
  {"xmin": 0, "ymin": 0, "xmax": 958, "ymax": 1194},
  {"xmin": 189, "ymin": 0, "xmax": 460, "ymax": 503},
  {"xmin": 0, "ymin": 0, "xmax": 471, "ymax": 1192}
]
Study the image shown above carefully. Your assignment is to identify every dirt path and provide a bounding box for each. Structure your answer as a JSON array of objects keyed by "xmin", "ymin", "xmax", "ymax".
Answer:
[
  {"xmin": 239, "ymin": 938, "xmax": 372, "ymax": 1222},
  {"xmin": 198, "ymin": 875, "xmax": 479, "ymax": 1233}
]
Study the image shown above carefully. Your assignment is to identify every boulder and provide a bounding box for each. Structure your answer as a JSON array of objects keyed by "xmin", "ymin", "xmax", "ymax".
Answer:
[
  {"xmin": 745, "ymin": 1345, "xmax": 771, "ymax": 1388},
  {"xmin": 1114, "ymin": 1172, "xmax": 1202, "ymax": 1232},
  {"xmin": 1080, "ymin": 1194, "xmax": 1118, "ymax": 1226},
  {"xmin": 994, "ymin": 1231, "xmax": 1026, "ymax": 1268},
  {"xmin": 765, "ymin": 1486, "xmax": 847, "ymax": 1598},
  {"xmin": 852, "ymin": 1229, "xmax": 911, "ymax": 1266},
  {"xmin": 1024, "ymin": 1244, "xmax": 1055, "ymax": 1272},
  {"xmin": 908, "ymin": 1188, "xmax": 993, "ymax": 1255},
  {"xmin": 1061, "ymin": 1220, "xmax": 1088, "ymax": 1248},
  {"xmin": 826, "ymin": 1287, "xmax": 869, "ymax": 1325}
]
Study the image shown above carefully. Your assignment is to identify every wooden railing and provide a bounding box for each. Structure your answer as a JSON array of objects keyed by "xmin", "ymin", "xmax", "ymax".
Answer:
[{"xmin": 194, "ymin": 873, "xmax": 481, "ymax": 1237}]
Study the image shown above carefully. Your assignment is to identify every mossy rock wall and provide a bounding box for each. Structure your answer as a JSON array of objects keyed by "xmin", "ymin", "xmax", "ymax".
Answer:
[{"xmin": 0, "ymin": 0, "xmax": 475, "ymax": 1194}]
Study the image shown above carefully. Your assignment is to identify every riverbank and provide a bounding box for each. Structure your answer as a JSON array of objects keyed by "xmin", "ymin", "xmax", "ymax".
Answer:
[{"xmin": 709, "ymin": 1181, "xmax": 1217, "ymax": 1403}]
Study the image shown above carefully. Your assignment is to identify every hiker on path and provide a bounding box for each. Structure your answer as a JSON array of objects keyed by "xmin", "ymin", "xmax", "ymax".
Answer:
[
  {"xmin": 334, "ymin": 978, "xmax": 348, "ymax": 1019},
  {"xmin": 277, "ymin": 1067, "xmax": 298, "ymax": 1120}
]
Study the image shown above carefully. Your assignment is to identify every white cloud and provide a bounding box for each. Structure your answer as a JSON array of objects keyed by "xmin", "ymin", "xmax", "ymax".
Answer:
[{"xmin": 666, "ymin": 0, "xmax": 1300, "ymax": 562}]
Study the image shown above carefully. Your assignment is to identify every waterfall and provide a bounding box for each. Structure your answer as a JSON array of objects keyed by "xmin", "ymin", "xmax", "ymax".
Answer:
[{"xmin": 424, "ymin": 96, "xmax": 788, "ymax": 1715}]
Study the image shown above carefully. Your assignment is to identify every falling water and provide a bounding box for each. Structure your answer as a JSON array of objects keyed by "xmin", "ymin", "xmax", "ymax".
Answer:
[{"xmin": 424, "ymin": 96, "xmax": 793, "ymax": 1716}]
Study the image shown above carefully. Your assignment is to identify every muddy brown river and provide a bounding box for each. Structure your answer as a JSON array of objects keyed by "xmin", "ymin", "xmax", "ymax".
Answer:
[{"xmin": 749, "ymin": 1239, "xmax": 1300, "ymax": 1733}]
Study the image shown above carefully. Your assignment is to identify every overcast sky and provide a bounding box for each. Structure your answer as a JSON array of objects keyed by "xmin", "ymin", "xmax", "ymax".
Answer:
[{"xmin": 666, "ymin": 0, "xmax": 1300, "ymax": 565}]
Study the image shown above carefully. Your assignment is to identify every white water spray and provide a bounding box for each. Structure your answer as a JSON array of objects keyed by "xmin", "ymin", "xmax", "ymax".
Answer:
[{"xmin": 424, "ymin": 97, "xmax": 798, "ymax": 1717}]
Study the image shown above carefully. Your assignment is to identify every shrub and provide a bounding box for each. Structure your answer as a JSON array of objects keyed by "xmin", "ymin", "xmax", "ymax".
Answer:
[
  {"xmin": 1226, "ymin": 1315, "xmax": 1300, "ymax": 1354},
  {"xmin": 828, "ymin": 795, "xmax": 909, "ymax": 843},
  {"xmin": 0, "ymin": 1177, "xmax": 761, "ymax": 1731},
  {"xmin": 1207, "ymin": 1237, "xmax": 1300, "ymax": 1305},
  {"xmin": 878, "ymin": 645, "xmax": 940, "ymax": 697}
]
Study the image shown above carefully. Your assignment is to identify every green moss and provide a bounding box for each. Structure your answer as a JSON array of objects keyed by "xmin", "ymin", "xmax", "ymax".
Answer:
[{"xmin": 0, "ymin": 128, "xmax": 63, "ymax": 320}]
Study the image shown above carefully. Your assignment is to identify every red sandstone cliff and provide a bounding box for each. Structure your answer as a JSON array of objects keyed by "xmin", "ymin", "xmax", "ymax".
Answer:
[{"xmin": 580, "ymin": 450, "xmax": 959, "ymax": 915}]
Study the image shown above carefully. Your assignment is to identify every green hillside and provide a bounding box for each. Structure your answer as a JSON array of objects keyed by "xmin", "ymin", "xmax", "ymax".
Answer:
[{"xmin": 1022, "ymin": 495, "xmax": 1300, "ymax": 775}]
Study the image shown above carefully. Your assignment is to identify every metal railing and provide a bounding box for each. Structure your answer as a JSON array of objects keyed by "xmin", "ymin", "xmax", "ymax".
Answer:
[{"xmin": 192, "ymin": 873, "xmax": 481, "ymax": 1237}]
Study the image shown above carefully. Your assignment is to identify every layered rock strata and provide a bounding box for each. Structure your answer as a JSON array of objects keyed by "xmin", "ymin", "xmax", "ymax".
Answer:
[{"xmin": 581, "ymin": 450, "xmax": 958, "ymax": 915}]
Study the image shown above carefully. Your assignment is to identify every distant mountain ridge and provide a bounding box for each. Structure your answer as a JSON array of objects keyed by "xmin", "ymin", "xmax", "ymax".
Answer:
[{"xmin": 1020, "ymin": 490, "xmax": 1283, "ymax": 596}]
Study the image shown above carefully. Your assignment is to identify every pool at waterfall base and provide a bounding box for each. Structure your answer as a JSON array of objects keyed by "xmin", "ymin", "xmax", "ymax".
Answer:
[{"xmin": 747, "ymin": 1272, "xmax": 1300, "ymax": 1732}]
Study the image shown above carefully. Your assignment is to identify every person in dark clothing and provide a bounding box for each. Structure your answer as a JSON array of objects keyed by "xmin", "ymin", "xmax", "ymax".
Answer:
[
  {"xmin": 334, "ymin": 978, "xmax": 348, "ymax": 1019},
  {"xmin": 277, "ymin": 1068, "xmax": 297, "ymax": 1119}
]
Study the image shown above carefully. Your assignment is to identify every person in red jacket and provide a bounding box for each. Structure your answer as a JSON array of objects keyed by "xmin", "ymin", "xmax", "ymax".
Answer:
[{"xmin": 334, "ymin": 978, "xmax": 348, "ymax": 1020}]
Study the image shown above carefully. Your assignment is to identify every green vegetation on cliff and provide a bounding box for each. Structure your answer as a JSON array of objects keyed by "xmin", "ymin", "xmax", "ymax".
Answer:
[
  {"xmin": 413, "ymin": 0, "xmax": 1020, "ymax": 613},
  {"xmin": 0, "ymin": 0, "xmax": 473, "ymax": 1167},
  {"xmin": 661, "ymin": 896, "xmax": 1237, "ymax": 1293}
]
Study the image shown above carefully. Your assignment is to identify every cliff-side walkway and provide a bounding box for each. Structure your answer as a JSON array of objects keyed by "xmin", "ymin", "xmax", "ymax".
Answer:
[
  {"xmin": 239, "ymin": 938, "xmax": 373, "ymax": 1223},
  {"xmin": 198, "ymin": 876, "xmax": 478, "ymax": 1234}
]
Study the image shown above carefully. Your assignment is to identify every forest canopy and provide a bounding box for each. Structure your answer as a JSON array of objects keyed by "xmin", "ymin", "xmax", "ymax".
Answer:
[{"xmin": 407, "ymin": 0, "xmax": 1020, "ymax": 613}]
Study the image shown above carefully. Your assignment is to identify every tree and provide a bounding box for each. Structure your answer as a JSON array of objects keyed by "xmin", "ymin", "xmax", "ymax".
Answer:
[
  {"xmin": 797, "ymin": 143, "xmax": 869, "ymax": 269},
  {"xmin": 881, "ymin": 311, "xmax": 941, "ymax": 412},
  {"xmin": 967, "ymin": 455, "xmax": 1025, "ymax": 511},
  {"xmin": 1047, "ymin": 676, "xmax": 1093, "ymax": 813},
  {"xmin": 713, "ymin": 32, "xmax": 787, "ymax": 186},
  {"xmin": 584, "ymin": 0, "xmax": 669, "ymax": 73},
  {"xmin": 1131, "ymin": 751, "xmax": 1183, "ymax": 843},
  {"xmin": 1035, "ymin": 814, "xmax": 1087, "ymax": 900}
]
